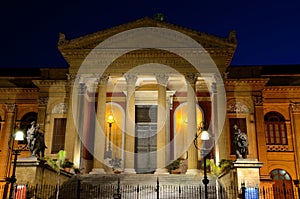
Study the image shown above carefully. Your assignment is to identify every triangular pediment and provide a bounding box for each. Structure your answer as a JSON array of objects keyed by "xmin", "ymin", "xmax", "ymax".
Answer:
[
  {"xmin": 58, "ymin": 17, "xmax": 237, "ymax": 50},
  {"xmin": 59, "ymin": 17, "xmax": 237, "ymax": 71}
]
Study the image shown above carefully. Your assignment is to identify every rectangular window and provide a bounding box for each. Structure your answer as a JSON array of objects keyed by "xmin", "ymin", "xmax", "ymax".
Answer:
[
  {"xmin": 265, "ymin": 122, "xmax": 287, "ymax": 145},
  {"xmin": 51, "ymin": 118, "xmax": 67, "ymax": 154}
]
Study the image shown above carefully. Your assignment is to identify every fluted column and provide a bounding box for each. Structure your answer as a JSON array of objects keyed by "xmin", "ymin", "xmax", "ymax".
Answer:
[
  {"xmin": 185, "ymin": 73, "xmax": 199, "ymax": 174},
  {"xmin": 253, "ymin": 95, "xmax": 269, "ymax": 179},
  {"xmin": 0, "ymin": 104, "xmax": 16, "ymax": 179},
  {"xmin": 124, "ymin": 74, "xmax": 137, "ymax": 173},
  {"xmin": 92, "ymin": 74, "xmax": 109, "ymax": 174},
  {"xmin": 155, "ymin": 73, "xmax": 169, "ymax": 174}
]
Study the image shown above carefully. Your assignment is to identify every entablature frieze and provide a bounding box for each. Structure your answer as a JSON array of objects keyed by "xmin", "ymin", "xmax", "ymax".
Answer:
[
  {"xmin": 32, "ymin": 80, "xmax": 68, "ymax": 87},
  {"xmin": 263, "ymin": 87, "xmax": 300, "ymax": 99},
  {"xmin": 0, "ymin": 89, "xmax": 39, "ymax": 101},
  {"xmin": 225, "ymin": 79, "xmax": 269, "ymax": 91}
]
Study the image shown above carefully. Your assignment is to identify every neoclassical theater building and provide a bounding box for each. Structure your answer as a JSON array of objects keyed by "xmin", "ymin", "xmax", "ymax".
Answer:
[{"xmin": 0, "ymin": 17, "xmax": 300, "ymax": 189}]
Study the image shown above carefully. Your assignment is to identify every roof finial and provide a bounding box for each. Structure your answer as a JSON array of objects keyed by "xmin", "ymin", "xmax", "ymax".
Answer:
[{"xmin": 153, "ymin": 13, "xmax": 165, "ymax": 22}]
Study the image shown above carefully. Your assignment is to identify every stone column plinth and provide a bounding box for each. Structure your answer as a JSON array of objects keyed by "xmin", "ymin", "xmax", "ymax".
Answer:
[
  {"xmin": 233, "ymin": 159, "xmax": 263, "ymax": 191},
  {"xmin": 16, "ymin": 157, "xmax": 71, "ymax": 186}
]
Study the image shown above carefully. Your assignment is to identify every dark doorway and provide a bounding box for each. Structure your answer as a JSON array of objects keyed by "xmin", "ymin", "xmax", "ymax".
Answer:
[{"xmin": 135, "ymin": 105, "xmax": 157, "ymax": 173}]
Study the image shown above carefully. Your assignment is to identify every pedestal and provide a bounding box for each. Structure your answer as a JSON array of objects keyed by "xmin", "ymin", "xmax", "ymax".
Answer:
[
  {"xmin": 233, "ymin": 159, "xmax": 263, "ymax": 191},
  {"xmin": 16, "ymin": 157, "xmax": 72, "ymax": 186}
]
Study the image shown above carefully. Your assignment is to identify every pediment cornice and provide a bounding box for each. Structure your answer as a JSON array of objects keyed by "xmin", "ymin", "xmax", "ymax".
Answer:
[{"xmin": 58, "ymin": 17, "xmax": 237, "ymax": 51}]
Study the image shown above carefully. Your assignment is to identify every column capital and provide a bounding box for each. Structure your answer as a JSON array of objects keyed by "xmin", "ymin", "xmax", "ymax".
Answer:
[
  {"xmin": 4, "ymin": 103, "xmax": 16, "ymax": 113},
  {"xmin": 184, "ymin": 73, "xmax": 198, "ymax": 85},
  {"xmin": 291, "ymin": 103, "xmax": 300, "ymax": 113},
  {"xmin": 155, "ymin": 73, "xmax": 169, "ymax": 86},
  {"xmin": 253, "ymin": 95, "xmax": 263, "ymax": 106},
  {"xmin": 98, "ymin": 73, "xmax": 109, "ymax": 85},
  {"xmin": 38, "ymin": 97, "xmax": 49, "ymax": 106},
  {"xmin": 78, "ymin": 83, "xmax": 87, "ymax": 95},
  {"xmin": 124, "ymin": 73, "xmax": 138, "ymax": 85}
]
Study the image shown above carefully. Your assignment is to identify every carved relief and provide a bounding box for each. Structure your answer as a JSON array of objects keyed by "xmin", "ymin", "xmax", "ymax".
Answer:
[
  {"xmin": 52, "ymin": 103, "xmax": 68, "ymax": 114},
  {"xmin": 227, "ymin": 101, "xmax": 249, "ymax": 113}
]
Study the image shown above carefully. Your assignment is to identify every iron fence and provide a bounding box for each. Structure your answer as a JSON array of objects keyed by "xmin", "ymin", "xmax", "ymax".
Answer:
[{"xmin": 5, "ymin": 179, "xmax": 300, "ymax": 199}]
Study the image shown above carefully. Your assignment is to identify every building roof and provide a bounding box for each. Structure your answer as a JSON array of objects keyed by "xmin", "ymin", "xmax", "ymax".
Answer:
[{"xmin": 227, "ymin": 64, "xmax": 300, "ymax": 86}]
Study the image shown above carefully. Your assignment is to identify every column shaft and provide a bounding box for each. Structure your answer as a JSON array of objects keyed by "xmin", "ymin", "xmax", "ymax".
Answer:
[
  {"xmin": 155, "ymin": 74, "xmax": 168, "ymax": 173},
  {"xmin": 93, "ymin": 74, "xmax": 108, "ymax": 172},
  {"xmin": 124, "ymin": 74, "xmax": 137, "ymax": 173},
  {"xmin": 185, "ymin": 74, "xmax": 198, "ymax": 173}
]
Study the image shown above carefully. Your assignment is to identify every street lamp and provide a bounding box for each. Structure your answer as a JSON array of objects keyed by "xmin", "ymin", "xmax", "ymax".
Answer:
[
  {"xmin": 194, "ymin": 126, "xmax": 210, "ymax": 199},
  {"xmin": 105, "ymin": 113, "xmax": 114, "ymax": 159},
  {"xmin": 7, "ymin": 129, "xmax": 26, "ymax": 199}
]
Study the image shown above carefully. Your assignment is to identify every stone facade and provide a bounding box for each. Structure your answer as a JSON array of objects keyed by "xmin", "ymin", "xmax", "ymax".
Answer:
[{"xmin": 0, "ymin": 17, "xmax": 299, "ymax": 194}]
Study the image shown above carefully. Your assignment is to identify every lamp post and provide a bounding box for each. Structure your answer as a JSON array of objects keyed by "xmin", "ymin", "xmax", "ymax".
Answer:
[
  {"xmin": 8, "ymin": 130, "xmax": 25, "ymax": 199},
  {"xmin": 105, "ymin": 113, "xmax": 114, "ymax": 159},
  {"xmin": 194, "ymin": 126, "xmax": 210, "ymax": 199}
]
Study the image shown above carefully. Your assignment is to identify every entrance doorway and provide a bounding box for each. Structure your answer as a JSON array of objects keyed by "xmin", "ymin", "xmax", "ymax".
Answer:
[{"xmin": 135, "ymin": 105, "xmax": 157, "ymax": 173}]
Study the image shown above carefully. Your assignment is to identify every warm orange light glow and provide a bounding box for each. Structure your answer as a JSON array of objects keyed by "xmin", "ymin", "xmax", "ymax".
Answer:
[{"xmin": 107, "ymin": 114, "xmax": 114, "ymax": 124}]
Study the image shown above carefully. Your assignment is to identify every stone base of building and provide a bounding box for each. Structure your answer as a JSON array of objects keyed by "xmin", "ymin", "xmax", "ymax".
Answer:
[
  {"xmin": 16, "ymin": 157, "xmax": 72, "ymax": 186},
  {"xmin": 185, "ymin": 169, "xmax": 199, "ymax": 175},
  {"xmin": 233, "ymin": 158, "xmax": 263, "ymax": 190},
  {"xmin": 154, "ymin": 168, "xmax": 169, "ymax": 174},
  {"xmin": 123, "ymin": 168, "xmax": 136, "ymax": 174},
  {"xmin": 89, "ymin": 168, "xmax": 106, "ymax": 174}
]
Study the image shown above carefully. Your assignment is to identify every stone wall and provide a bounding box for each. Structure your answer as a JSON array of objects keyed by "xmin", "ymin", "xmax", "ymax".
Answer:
[{"xmin": 15, "ymin": 157, "xmax": 72, "ymax": 186}]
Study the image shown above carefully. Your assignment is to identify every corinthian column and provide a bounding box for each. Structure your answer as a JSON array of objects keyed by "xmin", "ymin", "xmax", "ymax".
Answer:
[
  {"xmin": 185, "ymin": 73, "xmax": 199, "ymax": 175},
  {"xmin": 124, "ymin": 73, "xmax": 137, "ymax": 173},
  {"xmin": 0, "ymin": 104, "xmax": 16, "ymax": 178},
  {"xmin": 155, "ymin": 73, "xmax": 169, "ymax": 174},
  {"xmin": 91, "ymin": 74, "xmax": 109, "ymax": 174}
]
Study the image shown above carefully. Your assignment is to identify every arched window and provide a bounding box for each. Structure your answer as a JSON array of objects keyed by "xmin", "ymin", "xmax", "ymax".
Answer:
[
  {"xmin": 271, "ymin": 169, "xmax": 291, "ymax": 181},
  {"xmin": 270, "ymin": 169, "xmax": 294, "ymax": 199},
  {"xmin": 264, "ymin": 112, "xmax": 287, "ymax": 145}
]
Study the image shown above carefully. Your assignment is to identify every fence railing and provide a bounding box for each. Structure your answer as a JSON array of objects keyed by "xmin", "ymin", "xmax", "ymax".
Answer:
[{"xmin": 2, "ymin": 179, "xmax": 299, "ymax": 199}]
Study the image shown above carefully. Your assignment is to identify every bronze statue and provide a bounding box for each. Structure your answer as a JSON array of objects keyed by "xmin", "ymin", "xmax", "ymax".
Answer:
[
  {"xmin": 26, "ymin": 121, "xmax": 47, "ymax": 158},
  {"xmin": 233, "ymin": 124, "xmax": 248, "ymax": 159}
]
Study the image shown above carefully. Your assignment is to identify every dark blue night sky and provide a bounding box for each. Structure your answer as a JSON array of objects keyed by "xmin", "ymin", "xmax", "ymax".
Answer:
[{"xmin": 1, "ymin": 0, "xmax": 300, "ymax": 68}]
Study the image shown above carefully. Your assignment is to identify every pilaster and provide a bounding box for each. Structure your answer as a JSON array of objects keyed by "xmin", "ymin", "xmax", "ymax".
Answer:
[
  {"xmin": 253, "ymin": 95, "xmax": 269, "ymax": 179},
  {"xmin": 0, "ymin": 104, "xmax": 16, "ymax": 179}
]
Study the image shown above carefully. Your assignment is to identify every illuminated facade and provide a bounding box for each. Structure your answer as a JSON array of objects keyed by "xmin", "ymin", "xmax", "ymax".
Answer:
[{"xmin": 0, "ymin": 17, "xmax": 299, "ymax": 192}]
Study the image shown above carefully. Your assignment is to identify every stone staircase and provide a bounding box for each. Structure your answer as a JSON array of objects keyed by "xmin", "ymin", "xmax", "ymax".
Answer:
[{"xmin": 72, "ymin": 173, "xmax": 216, "ymax": 186}]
